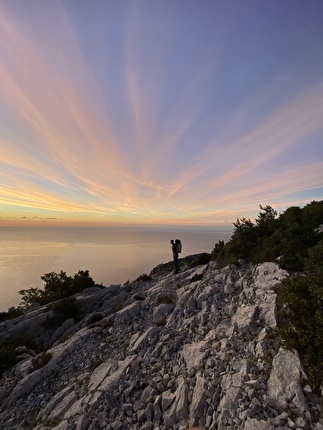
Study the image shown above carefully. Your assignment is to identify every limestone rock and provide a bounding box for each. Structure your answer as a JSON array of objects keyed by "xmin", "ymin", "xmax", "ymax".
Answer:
[
  {"xmin": 268, "ymin": 347, "xmax": 309, "ymax": 414},
  {"xmin": 0, "ymin": 261, "xmax": 320, "ymax": 430}
]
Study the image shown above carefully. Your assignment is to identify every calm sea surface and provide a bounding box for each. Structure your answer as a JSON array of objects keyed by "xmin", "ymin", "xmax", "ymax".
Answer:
[{"xmin": 0, "ymin": 226, "xmax": 232, "ymax": 312}]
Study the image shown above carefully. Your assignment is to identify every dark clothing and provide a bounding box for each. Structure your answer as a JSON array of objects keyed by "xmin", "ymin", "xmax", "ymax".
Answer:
[
  {"xmin": 172, "ymin": 242, "xmax": 178, "ymax": 255},
  {"xmin": 173, "ymin": 254, "xmax": 179, "ymax": 274},
  {"xmin": 172, "ymin": 242, "xmax": 179, "ymax": 274}
]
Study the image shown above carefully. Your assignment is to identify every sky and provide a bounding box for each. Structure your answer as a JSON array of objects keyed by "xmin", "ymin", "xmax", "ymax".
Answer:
[{"xmin": 0, "ymin": 0, "xmax": 323, "ymax": 228}]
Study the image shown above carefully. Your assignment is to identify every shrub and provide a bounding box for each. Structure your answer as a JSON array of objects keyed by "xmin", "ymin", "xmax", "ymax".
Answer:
[
  {"xmin": 191, "ymin": 273, "xmax": 204, "ymax": 282},
  {"xmin": 31, "ymin": 351, "xmax": 53, "ymax": 371},
  {"xmin": 87, "ymin": 313, "xmax": 103, "ymax": 325},
  {"xmin": 155, "ymin": 318, "xmax": 166, "ymax": 327},
  {"xmin": 0, "ymin": 336, "xmax": 40, "ymax": 376},
  {"xmin": 0, "ymin": 339, "xmax": 20, "ymax": 375},
  {"xmin": 277, "ymin": 239, "xmax": 323, "ymax": 391},
  {"xmin": 156, "ymin": 294, "xmax": 174, "ymax": 305},
  {"xmin": 19, "ymin": 270, "xmax": 98, "ymax": 306},
  {"xmin": 189, "ymin": 253, "xmax": 211, "ymax": 267},
  {"xmin": 277, "ymin": 274, "xmax": 323, "ymax": 390},
  {"xmin": 0, "ymin": 307, "xmax": 24, "ymax": 322},
  {"xmin": 43, "ymin": 297, "xmax": 83, "ymax": 329},
  {"xmin": 134, "ymin": 293, "xmax": 146, "ymax": 301},
  {"xmin": 136, "ymin": 273, "xmax": 152, "ymax": 282},
  {"xmin": 211, "ymin": 201, "xmax": 323, "ymax": 271},
  {"xmin": 211, "ymin": 241, "xmax": 225, "ymax": 261},
  {"xmin": 210, "ymin": 200, "xmax": 323, "ymax": 391}
]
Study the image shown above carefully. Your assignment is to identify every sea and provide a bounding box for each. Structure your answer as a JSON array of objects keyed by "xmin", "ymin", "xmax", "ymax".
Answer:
[{"xmin": 0, "ymin": 225, "xmax": 232, "ymax": 312}]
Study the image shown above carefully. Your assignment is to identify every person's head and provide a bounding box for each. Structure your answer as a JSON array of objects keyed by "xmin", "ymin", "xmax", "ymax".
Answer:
[{"xmin": 170, "ymin": 239, "xmax": 174, "ymax": 244}]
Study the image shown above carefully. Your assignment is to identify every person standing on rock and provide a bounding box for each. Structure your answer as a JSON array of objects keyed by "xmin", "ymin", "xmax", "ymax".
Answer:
[{"xmin": 170, "ymin": 239, "xmax": 180, "ymax": 274}]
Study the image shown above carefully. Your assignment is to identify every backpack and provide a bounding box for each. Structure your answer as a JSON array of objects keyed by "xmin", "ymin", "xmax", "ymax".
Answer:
[{"xmin": 175, "ymin": 239, "xmax": 182, "ymax": 253}]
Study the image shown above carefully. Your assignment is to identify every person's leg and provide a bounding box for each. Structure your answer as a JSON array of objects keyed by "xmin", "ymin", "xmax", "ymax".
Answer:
[{"xmin": 174, "ymin": 255, "xmax": 179, "ymax": 273}]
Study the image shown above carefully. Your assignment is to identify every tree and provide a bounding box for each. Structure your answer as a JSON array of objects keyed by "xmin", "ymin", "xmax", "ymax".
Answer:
[
  {"xmin": 255, "ymin": 204, "xmax": 278, "ymax": 234},
  {"xmin": 211, "ymin": 201, "xmax": 323, "ymax": 271},
  {"xmin": 41, "ymin": 271, "xmax": 72, "ymax": 301},
  {"xmin": 209, "ymin": 200, "xmax": 323, "ymax": 390},
  {"xmin": 19, "ymin": 270, "xmax": 98, "ymax": 306},
  {"xmin": 19, "ymin": 287, "xmax": 46, "ymax": 306}
]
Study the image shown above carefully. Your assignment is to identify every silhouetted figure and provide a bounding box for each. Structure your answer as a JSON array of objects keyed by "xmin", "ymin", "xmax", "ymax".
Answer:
[{"xmin": 170, "ymin": 239, "xmax": 179, "ymax": 274}]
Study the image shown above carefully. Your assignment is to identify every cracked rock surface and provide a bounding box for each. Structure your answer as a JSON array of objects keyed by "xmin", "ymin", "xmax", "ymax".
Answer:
[{"xmin": 0, "ymin": 259, "xmax": 322, "ymax": 429}]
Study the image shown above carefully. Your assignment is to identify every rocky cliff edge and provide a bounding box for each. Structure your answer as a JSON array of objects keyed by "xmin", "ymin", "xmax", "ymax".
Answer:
[{"xmin": 0, "ymin": 258, "xmax": 322, "ymax": 430}]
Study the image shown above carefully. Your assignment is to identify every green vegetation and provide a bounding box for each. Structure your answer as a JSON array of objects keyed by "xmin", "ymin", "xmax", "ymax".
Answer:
[
  {"xmin": 0, "ymin": 338, "xmax": 21, "ymax": 375},
  {"xmin": 19, "ymin": 270, "xmax": 99, "ymax": 306},
  {"xmin": 0, "ymin": 296, "xmax": 83, "ymax": 375},
  {"xmin": 1, "ymin": 201, "xmax": 322, "ymax": 389},
  {"xmin": 0, "ymin": 336, "xmax": 40, "ymax": 376},
  {"xmin": 211, "ymin": 201, "xmax": 323, "ymax": 272},
  {"xmin": 277, "ymin": 241, "xmax": 323, "ymax": 390},
  {"xmin": 135, "ymin": 273, "xmax": 152, "ymax": 282},
  {"xmin": 42, "ymin": 297, "xmax": 84, "ymax": 329},
  {"xmin": 189, "ymin": 252, "xmax": 211, "ymax": 267},
  {"xmin": 211, "ymin": 200, "xmax": 323, "ymax": 391},
  {"xmin": 0, "ymin": 307, "xmax": 24, "ymax": 323}
]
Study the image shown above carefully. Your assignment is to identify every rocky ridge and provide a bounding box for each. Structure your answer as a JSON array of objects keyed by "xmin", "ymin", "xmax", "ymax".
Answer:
[{"xmin": 0, "ymin": 258, "xmax": 322, "ymax": 430}]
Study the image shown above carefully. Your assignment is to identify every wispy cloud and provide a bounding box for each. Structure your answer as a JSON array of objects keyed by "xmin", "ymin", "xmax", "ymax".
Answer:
[
  {"xmin": 169, "ymin": 83, "xmax": 323, "ymax": 206},
  {"xmin": 0, "ymin": 2, "xmax": 322, "ymax": 225}
]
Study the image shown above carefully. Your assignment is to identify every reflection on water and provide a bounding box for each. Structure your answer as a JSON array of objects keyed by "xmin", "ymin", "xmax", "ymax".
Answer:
[{"xmin": 0, "ymin": 226, "xmax": 232, "ymax": 311}]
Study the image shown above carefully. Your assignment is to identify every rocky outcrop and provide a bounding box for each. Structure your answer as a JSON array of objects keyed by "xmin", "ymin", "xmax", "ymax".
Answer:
[{"xmin": 0, "ymin": 260, "xmax": 322, "ymax": 430}]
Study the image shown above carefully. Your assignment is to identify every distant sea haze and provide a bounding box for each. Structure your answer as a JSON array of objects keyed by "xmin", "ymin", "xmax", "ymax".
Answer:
[{"xmin": 0, "ymin": 225, "xmax": 232, "ymax": 312}]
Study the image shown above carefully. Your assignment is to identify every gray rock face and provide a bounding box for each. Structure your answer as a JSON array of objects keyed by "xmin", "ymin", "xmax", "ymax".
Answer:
[
  {"xmin": 0, "ymin": 261, "xmax": 321, "ymax": 430},
  {"xmin": 268, "ymin": 348, "xmax": 309, "ymax": 414}
]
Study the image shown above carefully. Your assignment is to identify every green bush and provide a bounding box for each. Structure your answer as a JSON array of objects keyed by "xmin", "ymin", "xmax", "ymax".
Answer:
[
  {"xmin": 210, "ymin": 201, "xmax": 323, "ymax": 391},
  {"xmin": 189, "ymin": 253, "xmax": 211, "ymax": 267},
  {"xmin": 0, "ymin": 307, "xmax": 24, "ymax": 322},
  {"xmin": 0, "ymin": 336, "xmax": 40, "ymax": 376},
  {"xmin": 0, "ymin": 339, "xmax": 20, "ymax": 375},
  {"xmin": 19, "ymin": 270, "xmax": 98, "ymax": 306},
  {"xmin": 277, "ymin": 239, "xmax": 323, "ymax": 391},
  {"xmin": 43, "ymin": 297, "xmax": 83, "ymax": 329},
  {"xmin": 277, "ymin": 261, "xmax": 323, "ymax": 389},
  {"xmin": 211, "ymin": 201, "xmax": 323, "ymax": 272},
  {"xmin": 136, "ymin": 273, "xmax": 152, "ymax": 282}
]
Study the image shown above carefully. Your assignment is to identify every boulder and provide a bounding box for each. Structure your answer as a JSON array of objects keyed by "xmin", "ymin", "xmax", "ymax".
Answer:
[
  {"xmin": 268, "ymin": 347, "xmax": 309, "ymax": 414},
  {"xmin": 0, "ymin": 261, "xmax": 320, "ymax": 430}
]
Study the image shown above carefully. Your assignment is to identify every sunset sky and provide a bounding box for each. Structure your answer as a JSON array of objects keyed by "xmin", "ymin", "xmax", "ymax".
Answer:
[{"xmin": 1, "ymin": 0, "xmax": 323, "ymax": 227}]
